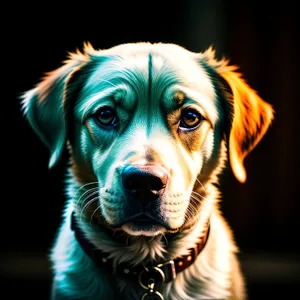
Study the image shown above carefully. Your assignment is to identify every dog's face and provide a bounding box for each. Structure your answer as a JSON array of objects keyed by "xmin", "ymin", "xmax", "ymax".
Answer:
[
  {"xmin": 22, "ymin": 43, "xmax": 274, "ymax": 237},
  {"xmin": 71, "ymin": 44, "xmax": 219, "ymax": 235}
]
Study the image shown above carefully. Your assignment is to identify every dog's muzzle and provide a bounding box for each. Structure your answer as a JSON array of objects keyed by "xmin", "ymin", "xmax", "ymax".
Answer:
[{"xmin": 122, "ymin": 164, "xmax": 168, "ymax": 203}]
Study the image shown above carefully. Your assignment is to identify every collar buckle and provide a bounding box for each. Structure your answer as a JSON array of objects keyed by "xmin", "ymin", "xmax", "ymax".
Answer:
[
  {"xmin": 138, "ymin": 266, "xmax": 165, "ymax": 289},
  {"xmin": 157, "ymin": 260, "xmax": 176, "ymax": 282},
  {"xmin": 138, "ymin": 266, "xmax": 166, "ymax": 300}
]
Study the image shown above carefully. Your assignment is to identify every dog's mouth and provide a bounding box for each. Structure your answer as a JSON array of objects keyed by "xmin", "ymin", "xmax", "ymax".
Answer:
[
  {"xmin": 130, "ymin": 215, "xmax": 156, "ymax": 225},
  {"xmin": 120, "ymin": 214, "xmax": 167, "ymax": 236}
]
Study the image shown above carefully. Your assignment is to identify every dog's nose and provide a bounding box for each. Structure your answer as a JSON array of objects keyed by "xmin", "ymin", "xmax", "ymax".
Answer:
[{"xmin": 122, "ymin": 164, "xmax": 168, "ymax": 201}]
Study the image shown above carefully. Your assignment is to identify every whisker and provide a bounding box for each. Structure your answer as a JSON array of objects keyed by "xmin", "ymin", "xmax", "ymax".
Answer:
[
  {"xmin": 73, "ymin": 182, "xmax": 98, "ymax": 204},
  {"xmin": 186, "ymin": 205, "xmax": 197, "ymax": 218},
  {"xmin": 183, "ymin": 194, "xmax": 203, "ymax": 224},
  {"xmin": 126, "ymin": 235, "xmax": 130, "ymax": 246},
  {"xmin": 189, "ymin": 206, "xmax": 199, "ymax": 220},
  {"xmin": 113, "ymin": 230, "xmax": 125, "ymax": 238},
  {"xmin": 185, "ymin": 210, "xmax": 195, "ymax": 222},
  {"xmin": 149, "ymin": 235, "xmax": 157, "ymax": 243},
  {"xmin": 187, "ymin": 197, "xmax": 202, "ymax": 219},
  {"xmin": 183, "ymin": 212, "xmax": 191, "ymax": 228},
  {"xmin": 196, "ymin": 178, "xmax": 207, "ymax": 196},
  {"xmin": 183, "ymin": 195, "xmax": 206, "ymax": 232},
  {"xmin": 161, "ymin": 233, "xmax": 168, "ymax": 246},
  {"xmin": 76, "ymin": 188, "xmax": 99, "ymax": 208},
  {"xmin": 90, "ymin": 205, "xmax": 101, "ymax": 224},
  {"xmin": 80, "ymin": 196, "xmax": 99, "ymax": 222},
  {"xmin": 190, "ymin": 198, "xmax": 205, "ymax": 217},
  {"xmin": 189, "ymin": 196, "xmax": 200, "ymax": 206},
  {"xmin": 190, "ymin": 194, "xmax": 203, "ymax": 207},
  {"xmin": 189, "ymin": 203, "xmax": 198, "ymax": 215},
  {"xmin": 73, "ymin": 181, "xmax": 98, "ymax": 199},
  {"xmin": 191, "ymin": 190, "xmax": 205, "ymax": 199}
]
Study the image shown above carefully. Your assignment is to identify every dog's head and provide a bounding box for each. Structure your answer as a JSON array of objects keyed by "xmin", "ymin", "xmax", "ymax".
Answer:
[{"xmin": 22, "ymin": 43, "xmax": 274, "ymax": 237}]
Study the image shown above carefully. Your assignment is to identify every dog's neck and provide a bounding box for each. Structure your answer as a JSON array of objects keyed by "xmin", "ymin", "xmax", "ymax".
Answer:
[{"xmin": 71, "ymin": 210, "xmax": 210, "ymax": 289}]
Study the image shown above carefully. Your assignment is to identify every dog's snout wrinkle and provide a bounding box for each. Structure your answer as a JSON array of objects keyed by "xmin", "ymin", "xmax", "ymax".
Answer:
[{"xmin": 122, "ymin": 164, "xmax": 168, "ymax": 201}]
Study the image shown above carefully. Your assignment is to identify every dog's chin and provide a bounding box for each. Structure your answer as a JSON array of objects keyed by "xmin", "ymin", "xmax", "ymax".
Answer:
[
  {"xmin": 105, "ymin": 214, "xmax": 180, "ymax": 236},
  {"xmin": 121, "ymin": 223, "xmax": 166, "ymax": 237},
  {"xmin": 118, "ymin": 215, "xmax": 166, "ymax": 236}
]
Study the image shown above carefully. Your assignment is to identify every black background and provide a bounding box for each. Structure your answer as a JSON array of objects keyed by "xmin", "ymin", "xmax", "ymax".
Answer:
[{"xmin": 2, "ymin": 1, "xmax": 299, "ymax": 299}]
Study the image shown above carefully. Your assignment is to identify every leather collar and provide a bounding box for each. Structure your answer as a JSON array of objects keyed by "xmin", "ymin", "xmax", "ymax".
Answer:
[{"xmin": 71, "ymin": 212, "xmax": 210, "ymax": 297}]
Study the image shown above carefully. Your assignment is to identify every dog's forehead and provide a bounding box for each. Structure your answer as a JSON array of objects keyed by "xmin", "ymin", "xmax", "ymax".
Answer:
[
  {"xmin": 103, "ymin": 43, "xmax": 214, "ymax": 93},
  {"xmin": 79, "ymin": 43, "xmax": 216, "ymax": 115}
]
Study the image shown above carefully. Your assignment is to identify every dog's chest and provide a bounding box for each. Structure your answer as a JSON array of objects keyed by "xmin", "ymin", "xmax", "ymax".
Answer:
[
  {"xmin": 53, "ymin": 240, "xmax": 231, "ymax": 300},
  {"xmin": 51, "ymin": 202, "xmax": 235, "ymax": 299}
]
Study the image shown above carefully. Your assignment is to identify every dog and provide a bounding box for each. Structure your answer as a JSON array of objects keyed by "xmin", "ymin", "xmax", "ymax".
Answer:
[{"xmin": 22, "ymin": 42, "xmax": 274, "ymax": 300}]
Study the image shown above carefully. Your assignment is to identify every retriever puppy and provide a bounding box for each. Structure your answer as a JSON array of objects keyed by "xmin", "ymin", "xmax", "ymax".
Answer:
[{"xmin": 22, "ymin": 42, "xmax": 274, "ymax": 300}]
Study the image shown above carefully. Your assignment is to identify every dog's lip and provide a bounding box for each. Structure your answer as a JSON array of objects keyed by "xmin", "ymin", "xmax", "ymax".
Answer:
[
  {"xmin": 116, "ymin": 213, "xmax": 166, "ymax": 228},
  {"xmin": 121, "ymin": 214, "xmax": 166, "ymax": 236}
]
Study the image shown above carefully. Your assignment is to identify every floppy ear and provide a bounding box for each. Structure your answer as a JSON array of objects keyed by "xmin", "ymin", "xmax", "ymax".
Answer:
[
  {"xmin": 21, "ymin": 47, "xmax": 92, "ymax": 168},
  {"xmin": 202, "ymin": 48, "xmax": 274, "ymax": 183}
]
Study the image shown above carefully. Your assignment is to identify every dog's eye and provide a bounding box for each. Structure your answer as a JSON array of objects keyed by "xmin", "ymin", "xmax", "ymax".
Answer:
[
  {"xmin": 179, "ymin": 108, "xmax": 203, "ymax": 129},
  {"xmin": 94, "ymin": 107, "xmax": 118, "ymax": 127}
]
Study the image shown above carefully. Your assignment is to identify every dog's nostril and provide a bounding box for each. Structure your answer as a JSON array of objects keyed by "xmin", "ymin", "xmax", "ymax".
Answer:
[
  {"xmin": 122, "ymin": 165, "xmax": 168, "ymax": 198},
  {"xmin": 150, "ymin": 176, "xmax": 165, "ymax": 192}
]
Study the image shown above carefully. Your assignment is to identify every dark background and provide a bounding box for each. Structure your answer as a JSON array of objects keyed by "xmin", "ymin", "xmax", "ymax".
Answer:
[{"xmin": 2, "ymin": 1, "xmax": 299, "ymax": 299}]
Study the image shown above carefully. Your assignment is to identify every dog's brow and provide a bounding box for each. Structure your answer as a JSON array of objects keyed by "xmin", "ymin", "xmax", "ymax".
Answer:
[
  {"xmin": 177, "ymin": 87, "xmax": 218, "ymax": 124},
  {"xmin": 165, "ymin": 85, "xmax": 218, "ymax": 124},
  {"xmin": 76, "ymin": 84, "xmax": 132, "ymax": 121},
  {"xmin": 77, "ymin": 87, "xmax": 117, "ymax": 121},
  {"xmin": 173, "ymin": 91, "xmax": 185, "ymax": 106}
]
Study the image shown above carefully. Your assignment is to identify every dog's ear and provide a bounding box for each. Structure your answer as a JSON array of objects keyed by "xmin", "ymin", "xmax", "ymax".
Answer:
[
  {"xmin": 201, "ymin": 48, "xmax": 274, "ymax": 183},
  {"xmin": 21, "ymin": 46, "xmax": 92, "ymax": 168}
]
